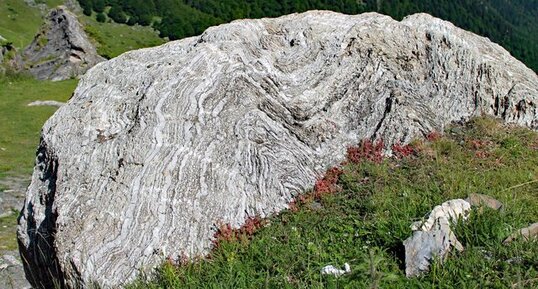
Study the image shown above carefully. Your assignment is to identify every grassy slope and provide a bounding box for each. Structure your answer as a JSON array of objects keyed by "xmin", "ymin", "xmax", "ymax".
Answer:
[
  {"xmin": 0, "ymin": 0, "xmax": 66, "ymax": 47},
  {"xmin": 0, "ymin": 74, "xmax": 77, "ymax": 250},
  {"xmin": 129, "ymin": 117, "xmax": 538, "ymax": 289},
  {"xmin": 0, "ymin": 75, "xmax": 78, "ymax": 178},
  {"xmin": 0, "ymin": 0, "xmax": 43, "ymax": 48},
  {"xmin": 0, "ymin": 210, "xmax": 18, "ymax": 251},
  {"xmin": 0, "ymin": 0, "xmax": 164, "ymax": 57},
  {"xmin": 81, "ymin": 14, "xmax": 164, "ymax": 59}
]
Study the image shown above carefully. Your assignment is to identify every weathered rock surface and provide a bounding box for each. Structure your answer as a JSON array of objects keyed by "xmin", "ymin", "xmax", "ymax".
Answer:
[
  {"xmin": 0, "ymin": 44, "xmax": 23, "ymax": 73},
  {"xmin": 17, "ymin": 11, "xmax": 538, "ymax": 288},
  {"xmin": 466, "ymin": 193, "xmax": 503, "ymax": 211},
  {"xmin": 0, "ymin": 251, "xmax": 32, "ymax": 289},
  {"xmin": 27, "ymin": 100, "xmax": 65, "ymax": 107},
  {"xmin": 503, "ymin": 222, "xmax": 538, "ymax": 244},
  {"xmin": 405, "ymin": 199, "xmax": 471, "ymax": 277},
  {"xmin": 21, "ymin": 6, "xmax": 104, "ymax": 81}
]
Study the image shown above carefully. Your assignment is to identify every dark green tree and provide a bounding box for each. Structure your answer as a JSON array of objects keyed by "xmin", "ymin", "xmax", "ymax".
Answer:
[
  {"xmin": 93, "ymin": 0, "xmax": 106, "ymax": 13},
  {"xmin": 126, "ymin": 15, "xmax": 138, "ymax": 26},
  {"xmin": 76, "ymin": 0, "xmax": 538, "ymax": 71},
  {"xmin": 108, "ymin": 5, "xmax": 127, "ymax": 23},
  {"xmin": 96, "ymin": 12, "xmax": 106, "ymax": 22},
  {"xmin": 79, "ymin": 0, "xmax": 93, "ymax": 16}
]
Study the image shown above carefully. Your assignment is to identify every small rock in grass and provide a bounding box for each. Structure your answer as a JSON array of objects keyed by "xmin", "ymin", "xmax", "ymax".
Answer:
[
  {"xmin": 27, "ymin": 100, "xmax": 65, "ymax": 107},
  {"xmin": 308, "ymin": 201, "xmax": 323, "ymax": 211},
  {"xmin": 503, "ymin": 222, "xmax": 538, "ymax": 244},
  {"xmin": 405, "ymin": 199, "xmax": 470, "ymax": 277},
  {"xmin": 320, "ymin": 263, "xmax": 351, "ymax": 277},
  {"xmin": 466, "ymin": 193, "xmax": 503, "ymax": 211},
  {"xmin": 411, "ymin": 199, "xmax": 471, "ymax": 231}
]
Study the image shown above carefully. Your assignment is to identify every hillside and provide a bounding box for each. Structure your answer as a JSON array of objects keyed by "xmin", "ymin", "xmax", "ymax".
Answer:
[
  {"xmin": 0, "ymin": 0, "xmax": 164, "ymax": 59},
  {"xmin": 79, "ymin": 0, "xmax": 538, "ymax": 72}
]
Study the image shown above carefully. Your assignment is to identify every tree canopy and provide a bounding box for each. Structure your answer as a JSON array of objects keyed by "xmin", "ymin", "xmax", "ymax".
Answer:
[{"xmin": 76, "ymin": 0, "xmax": 538, "ymax": 71}]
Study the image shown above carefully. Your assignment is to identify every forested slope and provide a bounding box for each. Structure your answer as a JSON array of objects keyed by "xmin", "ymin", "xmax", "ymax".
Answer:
[{"xmin": 79, "ymin": 0, "xmax": 537, "ymax": 71}]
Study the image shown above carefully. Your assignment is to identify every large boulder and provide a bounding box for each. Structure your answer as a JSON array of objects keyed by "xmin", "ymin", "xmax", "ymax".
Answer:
[
  {"xmin": 17, "ymin": 11, "xmax": 538, "ymax": 288},
  {"xmin": 21, "ymin": 6, "xmax": 104, "ymax": 81}
]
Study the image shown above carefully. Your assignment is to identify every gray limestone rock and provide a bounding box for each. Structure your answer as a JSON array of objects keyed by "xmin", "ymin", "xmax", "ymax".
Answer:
[
  {"xmin": 0, "ymin": 252, "xmax": 32, "ymax": 289},
  {"xmin": 17, "ymin": 11, "xmax": 538, "ymax": 288},
  {"xmin": 503, "ymin": 222, "xmax": 538, "ymax": 244},
  {"xmin": 404, "ymin": 230, "xmax": 453, "ymax": 277},
  {"xmin": 27, "ymin": 100, "xmax": 65, "ymax": 107},
  {"xmin": 466, "ymin": 193, "xmax": 503, "ymax": 211},
  {"xmin": 405, "ymin": 199, "xmax": 471, "ymax": 277},
  {"xmin": 21, "ymin": 6, "xmax": 104, "ymax": 81}
]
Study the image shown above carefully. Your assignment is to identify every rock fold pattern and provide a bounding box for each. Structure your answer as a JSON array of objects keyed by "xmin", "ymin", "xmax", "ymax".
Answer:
[{"xmin": 17, "ymin": 11, "xmax": 538, "ymax": 288}]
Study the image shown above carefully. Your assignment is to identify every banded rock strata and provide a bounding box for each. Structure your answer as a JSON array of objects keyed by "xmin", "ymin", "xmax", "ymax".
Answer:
[{"xmin": 18, "ymin": 11, "xmax": 538, "ymax": 288}]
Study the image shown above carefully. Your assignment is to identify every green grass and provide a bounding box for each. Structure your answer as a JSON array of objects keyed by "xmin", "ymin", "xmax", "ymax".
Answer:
[
  {"xmin": 81, "ymin": 15, "xmax": 165, "ymax": 59},
  {"xmin": 129, "ymin": 117, "xmax": 538, "ymax": 289},
  {"xmin": 0, "ymin": 0, "xmax": 44, "ymax": 48},
  {"xmin": 0, "ymin": 74, "xmax": 76, "ymax": 252},
  {"xmin": 0, "ymin": 74, "xmax": 78, "ymax": 178},
  {"xmin": 0, "ymin": 0, "xmax": 66, "ymax": 48},
  {"xmin": 0, "ymin": 0, "xmax": 164, "ymax": 58},
  {"xmin": 0, "ymin": 210, "xmax": 19, "ymax": 251}
]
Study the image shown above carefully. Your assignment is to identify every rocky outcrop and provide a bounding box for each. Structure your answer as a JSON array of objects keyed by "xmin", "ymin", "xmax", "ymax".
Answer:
[
  {"xmin": 21, "ymin": 6, "xmax": 104, "ymax": 81},
  {"xmin": 0, "ymin": 43, "xmax": 23, "ymax": 73},
  {"xmin": 17, "ymin": 11, "xmax": 538, "ymax": 288}
]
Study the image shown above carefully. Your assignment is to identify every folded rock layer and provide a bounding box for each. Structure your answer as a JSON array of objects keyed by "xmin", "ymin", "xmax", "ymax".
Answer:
[{"xmin": 17, "ymin": 11, "xmax": 538, "ymax": 288}]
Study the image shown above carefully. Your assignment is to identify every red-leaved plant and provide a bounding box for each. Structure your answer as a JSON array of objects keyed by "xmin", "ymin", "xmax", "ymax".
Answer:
[
  {"xmin": 347, "ymin": 139, "xmax": 384, "ymax": 164},
  {"xmin": 392, "ymin": 143, "xmax": 415, "ymax": 158},
  {"xmin": 212, "ymin": 216, "xmax": 265, "ymax": 249},
  {"xmin": 426, "ymin": 131, "xmax": 442, "ymax": 141},
  {"xmin": 312, "ymin": 167, "xmax": 343, "ymax": 199}
]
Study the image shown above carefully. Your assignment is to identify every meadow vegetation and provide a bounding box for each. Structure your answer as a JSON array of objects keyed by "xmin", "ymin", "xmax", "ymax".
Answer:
[
  {"xmin": 0, "ymin": 0, "xmax": 44, "ymax": 48},
  {"xmin": 81, "ymin": 14, "xmax": 164, "ymax": 59},
  {"xmin": 0, "ymin": 210, "xmax": 19, "ymax": 251},
  {"xmin": 0, "ymin": 74, "xmax": 78, "ymax": 178},
  {"xmin": 129, "ymin": 117, "xmax": 538, "ymax": 289}
]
